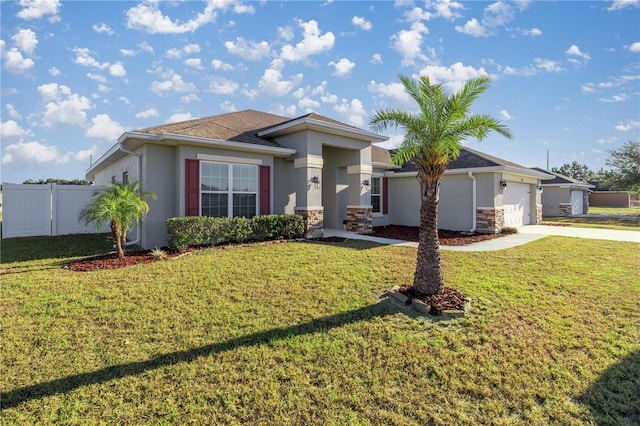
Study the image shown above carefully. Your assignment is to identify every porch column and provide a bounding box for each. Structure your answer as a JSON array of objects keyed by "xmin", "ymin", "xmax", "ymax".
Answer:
[
  {"xmin": 345, "ymin": 164, "xmax": 373, "ymax": 233},
  {"xmin": 294, "ymin": 155, "xmax": 324, "ymax": 238}
]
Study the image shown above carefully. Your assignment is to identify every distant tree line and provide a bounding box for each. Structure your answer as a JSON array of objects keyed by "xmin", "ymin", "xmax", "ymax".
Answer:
[
  {"xmin": 551, "ymin": 141, "xmax": 639, "ymax": 193},
  {"xmin": 22, "ymin": 178, "xmax": 92, "ymax": 185}
]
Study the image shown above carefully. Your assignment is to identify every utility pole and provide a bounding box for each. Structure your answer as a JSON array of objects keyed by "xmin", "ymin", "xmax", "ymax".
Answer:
[{"xmin": 546, "ymin": 150, "xmax": 549, "ymax": 171}]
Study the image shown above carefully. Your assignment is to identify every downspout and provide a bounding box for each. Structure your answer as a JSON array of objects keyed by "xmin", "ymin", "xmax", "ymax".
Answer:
[
  {"xmin": 119, "ymin": 144, "xmax": 142, "ymax": 247},
  {"xmin": 468, "ymin": 171, "xmax": 477, "ymax": 233}
]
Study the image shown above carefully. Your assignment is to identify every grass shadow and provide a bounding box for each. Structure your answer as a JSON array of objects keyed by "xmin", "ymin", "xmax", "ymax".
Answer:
[
  {"xmin": 303, "ymin": 238, "xmax": 394, "ymax": 251},
  {"xmin": 1, "ymin": 299, "xmax": 403, "ymax": 410},
  {"xmin": 579, "ymin": 349, "xmax": 640, "ymax": 425},
  {"xmin": 1, "ymin": 234, "xmax": 113, "ymax": 264}
]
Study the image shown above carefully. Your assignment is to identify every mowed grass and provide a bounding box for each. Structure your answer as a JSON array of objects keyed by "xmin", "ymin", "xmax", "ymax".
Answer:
[
  {"xmin": 543, "ymin": 209, "xmax": 640, "ymax": 231},
  {"xmin": 1, "ymin": 234, "xmax": 639, "ymax": 425}
]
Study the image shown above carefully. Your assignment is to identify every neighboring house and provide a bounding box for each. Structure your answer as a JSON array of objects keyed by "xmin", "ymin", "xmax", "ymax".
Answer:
[
  {"xmin": 532, "ymin": 168, "xmax": 594, "ymax": 216},
  {"xmin": 86, "ymin": 110, "xmax": 553, "ymax": 249},
  {"xmin": 86, "ymin": 110, "xmax": 387, "ymax": 248},
  {"xmin": 374, "ymin": 147, "xmax": 553, "ymax": 233}
]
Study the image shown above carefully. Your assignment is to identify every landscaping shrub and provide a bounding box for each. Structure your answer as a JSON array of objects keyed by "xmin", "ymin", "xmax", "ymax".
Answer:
[
  {"xmin": 501, "ymin": 226, "xmax": 519, "ymax": 234},
  {"xmin": 166, "ymin": 214, "xmax": 304, "ymax": 251}
]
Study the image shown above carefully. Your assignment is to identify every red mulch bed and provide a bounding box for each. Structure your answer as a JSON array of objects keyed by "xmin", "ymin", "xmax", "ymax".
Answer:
[
  {"xmin": 65, "ymin": 249, "xmax": 186, "ymax": 272},
  {"xmin": 370, "ymin": 225, "xmax": 506, "ymax": 246},
  {"xmin": 398, "ymin": 285, "xmax": 468, "ymax": 315}
]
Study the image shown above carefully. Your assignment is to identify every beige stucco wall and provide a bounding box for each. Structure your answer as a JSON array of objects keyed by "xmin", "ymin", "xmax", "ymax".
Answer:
[{"xmin": 540, "ymin": 187, "xmax": 568, "ymax": 216}]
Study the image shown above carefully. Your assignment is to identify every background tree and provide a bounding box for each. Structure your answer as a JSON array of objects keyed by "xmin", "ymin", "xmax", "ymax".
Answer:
[
  {"xmin": 602, "ymin": 141, "xmax": 640, "ymax": 192},
  {"xmin": 551, "ymin": 161, "xmax": 596, "ymax": 181},
  {"xmin": 79, "ymin": 181, "xmax": 156, "ymax": 258},
  {"xmin": 23, "ymin": 178, "xmax": 91, "ymax": 185},
  {"xmin": 370, "ymin": 75, "xmax": 511, "ymax": 295}
]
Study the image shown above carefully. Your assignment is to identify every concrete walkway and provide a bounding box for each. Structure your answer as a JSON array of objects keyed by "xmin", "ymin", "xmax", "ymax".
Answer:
[{"xmin": 324, "ymin": 225, "xmax": 639, "ymax": 252}]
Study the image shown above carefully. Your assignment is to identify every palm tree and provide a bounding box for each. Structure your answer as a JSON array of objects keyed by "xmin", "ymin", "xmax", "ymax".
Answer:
[
  {"xmin": 370, "ymin": 75, "xmax": 512, "ymax": 295},
  {"xmin": 79, "ymin": 181, "xmax": 156, "ymax": 258}
]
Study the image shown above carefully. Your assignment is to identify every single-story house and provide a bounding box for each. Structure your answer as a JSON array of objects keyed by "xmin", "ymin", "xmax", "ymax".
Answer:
[
  {"xmin": 373, "ymin": 147, "xmax": 553, "ymax": 233},
  {"xmin": 86, "ymin": 109, "xmax": 553, "ymax": 249},
  {"xmin": 531, "ymin": 167, "xmax": 594, "ymax": 216}
]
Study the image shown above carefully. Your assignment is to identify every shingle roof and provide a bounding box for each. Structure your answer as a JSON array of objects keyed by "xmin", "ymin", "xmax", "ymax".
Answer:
[
  {"xmin": 388, "ymin": 146, "xmax": 539, "ymax": 175},
  {"xmin": 531, "ymin": 167, "xmax": 594, "ymax": 186},
  {"xmin": 372, "ymin": 145, "xmax": 391, "ymax": 164}
]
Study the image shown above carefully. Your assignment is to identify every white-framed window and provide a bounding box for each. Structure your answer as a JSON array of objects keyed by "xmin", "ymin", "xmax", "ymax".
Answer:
[
  {"xmin": 371, "ymin": 176, "xmax": 382, "ymax": 214},
  {"xmin": 200, "ymin": 162, "xmax": 258, "ymax": 218}
]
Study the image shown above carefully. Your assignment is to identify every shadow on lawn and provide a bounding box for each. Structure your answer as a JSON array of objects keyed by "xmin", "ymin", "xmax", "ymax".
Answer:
[
  {"xmin": 1, "ymin": 299, "xmax": 402, "ymax": 410},
  {"xmin": 579, "ymin": 349, "xmax": 640, "ymax": 425},
  {"xmin": 0, "ymin": 234, "xmax": 112, "ymax": 264}
]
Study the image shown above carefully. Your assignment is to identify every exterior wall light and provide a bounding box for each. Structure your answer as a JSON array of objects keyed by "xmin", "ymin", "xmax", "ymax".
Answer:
[
  {"xmin": 362, "ymin": 179, "xmax": 370, "ymax": 188},
  {"xmin": 310, "ymin": 176, "xmax": 320, "ymax": 189},
  {"xmin": 499, "ymin": 180, "xmax": 508, "ymax": 190},
  {"xmin": 536, "ymin": 184, "xmax": 543, "ymax": 192}
]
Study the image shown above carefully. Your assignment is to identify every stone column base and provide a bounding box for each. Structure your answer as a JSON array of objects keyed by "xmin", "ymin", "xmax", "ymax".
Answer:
[
  {"xmin": 295, "ymin": 208, "xmax": 324, "ymax": 238},
  {"xmin": 536, "ymin": 204, "xmax": 543, "ymax": 224},
  {"xmin": 476, "ymin": 207, "xmax": 504, "ymax": 234},
  {"xmin": 346, "ymin": 206, "xmax": 373, "ymax": 233},
  {"xmin": 559, "ymin": 203, "xmax": 572, "ymax": 216}
]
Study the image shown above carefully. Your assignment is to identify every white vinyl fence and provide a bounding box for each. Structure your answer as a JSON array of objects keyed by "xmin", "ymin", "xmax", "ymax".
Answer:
[{"xmin": 1, "ymin": 183, "xmax": 107, "ymax": 239}]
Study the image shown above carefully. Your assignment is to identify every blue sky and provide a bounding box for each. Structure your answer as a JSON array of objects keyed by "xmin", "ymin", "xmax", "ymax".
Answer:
[{"xmin": 1, "ymin": 0, "xmax": 639, "ymax": 184}]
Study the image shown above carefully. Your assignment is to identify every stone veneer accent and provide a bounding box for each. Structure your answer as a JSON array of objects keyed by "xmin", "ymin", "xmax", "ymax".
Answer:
[
  {"xmin": 536, "ymin": 204, "xmax": 543, "ymax": 224},
  {"xmin": 476, "ymin": 207, "xmax": 504, "ymax": 234},
  {"xmin": 295, "ymin": 208, "xmax": 324, "ymax": 238},
  {"xmin": 346, "ymin": 206, "xmax": 373, "ymax": 233},
  {"xmin": 558, "ymin": 203, "xmax": 573, "ymax": 216}
]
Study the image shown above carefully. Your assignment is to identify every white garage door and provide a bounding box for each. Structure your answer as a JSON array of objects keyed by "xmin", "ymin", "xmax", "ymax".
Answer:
[
  {"xmin": 571, "ymin": 190, "xmax": 583, "ymax": 215},
  {"xmin": 503, "ymin": 182, "xmax": 531, "ymax": 226}
]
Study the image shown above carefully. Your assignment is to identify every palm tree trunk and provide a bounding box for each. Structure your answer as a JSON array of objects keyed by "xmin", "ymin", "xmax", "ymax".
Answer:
[
  {"xmin": 111, "ymin": 221, "xmax": 125, "ymax": 258},
  {"xmin": 413, "ymin": 176, "xmax": 445, "ymax": 295}
]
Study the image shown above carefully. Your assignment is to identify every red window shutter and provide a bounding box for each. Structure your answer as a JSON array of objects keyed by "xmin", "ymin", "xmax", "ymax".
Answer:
[
  {"xmin": 259, "ymin": 165, "xmax": 270, "ymax": 215},
  {"xmin": 185, "ymin": 159, "xmax": 200, "ymax": 216},
  {"xmin": 382, "ymin": 177, "xmax": 389, "ymax": 215}
]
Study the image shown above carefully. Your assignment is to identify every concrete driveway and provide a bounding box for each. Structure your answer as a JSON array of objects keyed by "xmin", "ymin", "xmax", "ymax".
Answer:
[{"xmin": 517, "ymin": 225, "xmax": 639, "ymax": 243}]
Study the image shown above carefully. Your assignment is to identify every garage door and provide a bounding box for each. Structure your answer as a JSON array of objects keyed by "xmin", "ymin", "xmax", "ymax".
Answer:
[
  {"xmin": 571, "ymin": 190, "xmax": 583, "ymax": 215},
  {"xmin": 503, "ymin": 182, "xmax": 531, "ymax": 226}
]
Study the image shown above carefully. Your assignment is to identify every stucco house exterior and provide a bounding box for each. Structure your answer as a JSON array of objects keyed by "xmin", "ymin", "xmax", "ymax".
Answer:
[
  {"xmin": 373, "ymin": 147, "xmax": 553, "ymax": 233},
  {"xmin": 87, "ymin": 110, "xmax": 552, "ymax": 249},
  {"xmin": 532, "ymin": 167, "xmax": 594, "ymax": 216},
  {"xmin": 86, "ymin": 110, "xmax": 387, "ymax": 248}
]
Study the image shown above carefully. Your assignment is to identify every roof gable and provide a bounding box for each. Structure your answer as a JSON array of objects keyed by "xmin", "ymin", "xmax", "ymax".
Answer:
[{"xmin": 531, "ymin": 167, "xmax": 594, "ymax": 187}]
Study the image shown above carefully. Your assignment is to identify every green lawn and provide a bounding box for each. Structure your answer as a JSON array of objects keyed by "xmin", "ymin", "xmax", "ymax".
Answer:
[
  {"xmin": 543, "ymin": 210, "xmax": 640, "ymax": 231},
  {"xmin": 2, "ymin": 234, "xmax": 639, "ymax": 425}
]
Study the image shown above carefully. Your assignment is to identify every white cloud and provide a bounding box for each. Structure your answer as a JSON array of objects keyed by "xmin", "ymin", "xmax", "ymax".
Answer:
[
  {"xmin": 278, "ymin": 26, "xmax": 295, "ymax": 41},
  {"xmin": 419, "ymin": 62, "xmax": 490, "ymax": 92},
  {"xmin": 370, "ymin": 53, "xmax": 382, "ymax": 64},
  {"xmin": 12, "ymin": 29, "xmax": 38, "ymax": 55},
  {"xmin": 500, "ymin": 110, "xmax": 512, "ymax": 120},
  {"xmin": 566, "ymin": 44, "xmax": 591, "ymax": 64},
  {"xmin": 534, "ymin": 58, "xmax": 565, "ymax": 73},
  {"xmin": 86, "ymin": 114, "xmax": 124, "ymax": 140},
  {"xmin": 596, "ymin": 136, "xmax": 618, "ymax": 145},
  {"xmin": 93, "ymin": 23, "xmax": 114, "ymax": 35},
  {"xmin": 138, "ymin": 41, "xmax": 154, "ymax": 53},
  {"xmin": 135, "ymin": 108, "xmax": 159, "ymax": 119},
  {"xmin": 125, "ymin": 0, "xmax": 253, "ymax": 34},
  {"xmin": 391, "ymin": 22, "xmax": 430, "ymax": 66},
  {"xmin": 37, "ymin": 83, "xmax": 92, "ymax": 127},
  {"xmin": 628, "ymin": 42, "xmax": 640, "ymax": 53},
  {"xmin": 220, "ymin": 100, "xmax": 236, "ymax": 112},
  {"xmin": 2, "ymin": 48, "xmax": 35, "ymax": 73},
  {"xmin": 72, "ymin": 47, "xmax": 109, "ymax": 69},
  {"xmin": 74, "ymin": 144, "xmax": 99, "ymax": 162},
  {"xmin": 1, "ymin": 120, "xmax": 32, "ymax": 138},
  {"xmin": 430, "ymin": 0, "xmax": 465, "ymax": 20},
  {"xmin": 49, "ymin": 66, "xmax": 60, "ymax": 76},
  {"xmin": 118, "ymin": 97, "xmax": 130, "ymax": 104},
  {"xmin": 97, "ymin": 84, "xmax": 110, "ymax": 93},
  {"xmin": 298, "ymin": 96, "xmax": 321, "ymax": 111},
  {"xmin": 270, "ymin": 104, "xmax": 297, "ymax": 117},
  {"xmin": 333, "ymin": 98, "xmax": 366, "ymax": 126},
  {"xmin": 368, "ymin": 80, "xmax": 412, "ymax": 106},
  {"xmin": 483, "ymin": 1, "xmax": 515, "ymax": 27},
  {"xmin": 120, "ymin": 48, "xmax": 137, "ymax": 57},
  {"xmin": 614, "ymin": 119, "xmax": 640, "ymax": 131},
  {"xmin": 17, "ymin": 0, "xmax": 60, "ymax": 22},
  {"xmin": 212, "ymin": 59, "xmax": 234, "ymax": 71},
  {"xmin": 280, "ymin": 19, "xmax": 335, "ymax": 62},
  {"xmin": 352, "ymin": 16, "xmax": 372, "ymax": 31},
  {"xmin": 184, "ymin": 43, "xmax": 200, "ymax": 54},
  {"xmin": 6, "ymin": 104, "xmax": 22, "ymax": 119},
  {"xmin": 109, "ymin": 61, "xmax": 126, "ymax": 77},
  {"xmin": 600, "ymin": 94, "xmax": 628, "ymax": 103},
  {"xmin": 2, "ymin": 140, "xmax": 69, "ymax": 165},
  {"xmin": 209, "ymin": 77, "xmax": 239, "ymax": 95},
  {"xmin": 184, "ymin": 58, "xmax": 204, "ymax": 70},
  {"xmin": 258, "ymin": 67, "xmax": 303, "ymax": 96},
  {"xmin": 329, "ymin": 58, "xmax": 355, "ymax": 77},
  {"xmin": 167, "ymin": 113, "xmax": 194, "ymax": 123},
  {"xmin": 180, "ymin": 94, "xmax": 199, "ymax": 103},
  {"xmin": 607, "ymin": 0, "xmax": 640, "ymax": 11},
  {"xmin": 455, "ymin": 18, "xmax": 487, "ymax": 37},
  {"xmin": 518, "ymin": 27, "xmax": 542, "ymax": 37},
  {"xmin": 87, "ymin": 73, "xmax": 108, "ymax": 83},
  {"xmin": 166, "ymin": 48, "xmax": 182, "ymax": 59},
  {"xmin": 225, "ymin": 37, "xmax": 272, "ymax": 61},
  {"xmin": 151, "ymin": 73, "xmax": 197, "ymax": 95}
]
